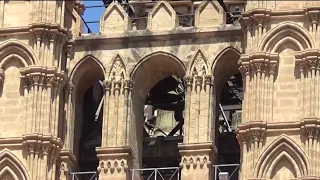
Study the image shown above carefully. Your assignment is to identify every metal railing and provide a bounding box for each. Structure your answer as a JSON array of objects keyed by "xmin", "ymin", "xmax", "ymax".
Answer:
[
  {"xmin": 70, "ymin": 171, "xmax": 98, "ymax": 180},
  {"xmin": 212, "ymin": 164, "xmax": 239, "ymax": 180},
  {"xmin": 131, "ymin": 167, "xmax": 180, "ymax": 180}
]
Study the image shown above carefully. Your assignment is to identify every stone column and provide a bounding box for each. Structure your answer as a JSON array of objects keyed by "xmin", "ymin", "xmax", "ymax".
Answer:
[
  {"xmin": 22, "ymin": 134, "xmax": 63, "ymax": 180},
  {"xmin": 239, "ymin": 53, "xmax": 279, "ymax": 122},
  {"xmin": 57, "ymin": 150, "xmax": 76, "ymax": 180},
  {"xmin": 97, "ymin": 79, "xmax": 135, "ymax": 180},
  {"xmin": 179, "ymin": 74, "xmax": 215, "ymax": 180},
  {"xmin": 237, "ymin": 123, "xmax": 266, "ymax": 180}
]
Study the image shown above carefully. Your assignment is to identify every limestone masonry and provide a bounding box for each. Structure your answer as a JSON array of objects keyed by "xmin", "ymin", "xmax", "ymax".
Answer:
[{"xmin": 0, "ymin": 0, "xmax": 318, "ymax": 180}]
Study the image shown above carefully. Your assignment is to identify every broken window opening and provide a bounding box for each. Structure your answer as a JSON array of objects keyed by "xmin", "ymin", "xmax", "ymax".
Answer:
[
  {"xmin": 142, "ymin": 75, "xmax": 185, "ymax": 179},
  {"xmin": 76, "ymin": 81, "xmax": 104, "ymax": 178},
  {"xmin": 216, "ymin": 72, "xmax": 242, "ymax": 180}
]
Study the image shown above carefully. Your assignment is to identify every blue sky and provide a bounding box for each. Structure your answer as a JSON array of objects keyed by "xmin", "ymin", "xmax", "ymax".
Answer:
[{"xmin": 82, "ymin": 1, "xmax": 105, "ymax": 33}]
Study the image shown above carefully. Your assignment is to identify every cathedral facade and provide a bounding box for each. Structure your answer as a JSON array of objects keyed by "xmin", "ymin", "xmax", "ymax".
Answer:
[{"xmin": 0, "ymin": 0, "xmax": 318, "ymax": 180}]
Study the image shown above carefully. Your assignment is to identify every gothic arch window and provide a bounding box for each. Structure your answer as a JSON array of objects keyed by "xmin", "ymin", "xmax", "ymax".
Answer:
[
  {"xmin": 130, "ymin": 51, "xmax": 186, "ymax": 173},
  {"xmin": 0, "ymin": 150, "xmax": 28, "ymax": 180},
  {"xmin": 254, "ymin": 135, "xmax": 309, "ymax": 179}
]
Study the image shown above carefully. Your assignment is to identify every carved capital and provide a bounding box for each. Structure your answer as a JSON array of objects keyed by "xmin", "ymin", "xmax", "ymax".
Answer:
[
  {"xmin": 269, "ymin": 62, "xmax": 277, "ymax": 74},
  {"xmin": 239, "ymin": 64, "xmax": 250, "ymax": 76},
  {"xmin": 113, "ymin": 80, "xmax": 122, "ymax": 92},
  {"xmin": 103, "ymin": 80, "xmax": 112, "ymax": 92},
  {"xmin": 183, "ymin": 76, "xmax": 193, "ymax": 87},
  {"xmin": 33, "ymin": 30, "xmax": 43, "ymax": 41},
  {"xmin": 308, "ymin": 12, "xmax": 319, "ymax": 23},
  {"xmin": 64, "ymin": 45, "xmax": 73, "ymax": 57},
  {"xmin": 123, "ymin": 79, "xmax": 134, "ymax": 90},
  {"xmin": 48, "ymin": 32, "xmax": 57, "ymax": 42},
  {"xmin": 194, "ymin": 75, "xmax": 203, "ymax": 88},
  {"xmin": 204, "ymin": 75, "xmax": 213, "ymax": 86}
]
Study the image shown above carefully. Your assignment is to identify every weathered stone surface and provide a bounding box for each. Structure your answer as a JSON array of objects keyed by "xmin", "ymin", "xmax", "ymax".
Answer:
[{"xmin": 1, "ymin": 0, "xmax": 320, "ymax": 180}]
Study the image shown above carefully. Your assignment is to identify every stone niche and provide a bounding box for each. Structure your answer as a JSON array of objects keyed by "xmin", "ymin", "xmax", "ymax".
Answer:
[
  {"xmin": 100, "ymin": 2, "xmax": 131, "ymax": 34},
  {"xmin": 195, "ymin": 1, "xmax": 225, "ymax": 28},
  {"xmin": 147, "ymin": 1, "xmax": 178, "ymax": 31}
]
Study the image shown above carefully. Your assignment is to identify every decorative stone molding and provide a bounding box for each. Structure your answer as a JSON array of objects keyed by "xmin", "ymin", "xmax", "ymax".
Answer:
[
  {"xmin": 20, "ymin": 66, "xmax": 67, "ymax": 134},
  {"xmin": 147, "ymin": 1, "xmax": 178, "ymax": 31},
  {"xmin": 194, "ymin": 1, "xmax": 225, "ymax": 28},
  {"xmin": 57, "ymin": 150, "xmax": 76, "ymax": 180},
  {"xmin": 237, "ymin": 122, "xmax": 267, "ymax": 179},
  {"xmin": 100, "ymin": 1, "xmax": 131, "ymax": 34},
  {"xmin": 240, "ymin": 9, "xmax": 271, "ymax": 53},
  {"xmin": 239, "ymin": 52, "xmax": 279, "ymax": 123},
  {"xmin": 102, "ymin": 78, "xmax": 134, "ymax": 147},
  {"xmin": 96, "ymin": 147, "xmax": 133, "ymax": 180},
  {"xmin": 73, "ymin": 1, "xmax": 86, "ymax": 15},
  {"xmin": 0, "ymin": 149, "xmax": 29, "ymax": 180},
  {"xmin": 179, "ymin": 143, "xmax": 216, "ymax": 180},
  {"xmin": 295, "ymin": 49, "xmax": 320, "ymax": 119},
  {"xmin": 22, "ymin": 133, "xmax": 63, "ymax": 180},
  {"xmin": 29, "ymin": 23, "xmax": 68, "ymax": 67}
]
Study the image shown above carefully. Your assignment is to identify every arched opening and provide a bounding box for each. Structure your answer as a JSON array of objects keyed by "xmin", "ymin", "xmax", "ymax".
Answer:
[
  {"xmin": 130, "ymin": 52, "xmax": 186, "ymax": 179},
  {"xmin": 212, "ymin": 47, "xmax": 241, "ymax": 180},
  {"xmin": 71, "ymin": 55, "xmax": 105, "ymax": 176},
  {"xmin": 0, "ymin": 56, "xmax": 26, "ymax": 137}
]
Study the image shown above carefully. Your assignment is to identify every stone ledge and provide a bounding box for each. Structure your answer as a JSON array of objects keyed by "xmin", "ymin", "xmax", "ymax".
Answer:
[{"xmin": 75, "ymin": 25, "xmax": 242, "ymax": 43}]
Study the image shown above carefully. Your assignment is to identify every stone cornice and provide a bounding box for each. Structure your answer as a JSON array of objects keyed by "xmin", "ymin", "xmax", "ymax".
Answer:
[
  {"xmin": 74, "ymin": 26, "xmax": 242, "ymax": 44},
  {"xmin": 20, "ymin": 66, "xmax": 67, "ymax": 89},
  {"xmin": 22, "ymin": 133, "xmax": 63, "ymax": 158},
  {"xmin": 59, "ymin": 150, "xmax": 76, "ymax": 168},
  {"xmin": 96, "ymin": 146, "xmax": 133, "ymax": 158},
  {"xmin": 178, "ymin": 142, "xmax": 217, "ymax": 155},
  {"xmin": 0, "ymin": 23, "xmax": 69, "ymax": 37},
  {"xmin": 239, "ymin": 52, "xmax": 279, "ymax": 75}
]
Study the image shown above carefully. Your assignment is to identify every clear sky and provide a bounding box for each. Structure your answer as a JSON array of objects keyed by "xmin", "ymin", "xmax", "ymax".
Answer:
[{"xmin": 82, "ymin": 1, "xmax": 105, "ymax": 33}]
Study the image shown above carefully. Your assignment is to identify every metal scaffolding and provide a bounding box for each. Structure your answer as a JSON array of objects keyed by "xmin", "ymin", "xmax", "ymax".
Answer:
[
  {"xmin": 70, "ymin": 171, "xmax": 98, "ymax": 180},
  {"xmin": 131, "ymin": 167, "xmax": 180, "ymax": 180}
]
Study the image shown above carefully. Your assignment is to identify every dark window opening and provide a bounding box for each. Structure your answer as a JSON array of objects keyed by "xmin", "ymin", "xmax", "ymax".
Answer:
[
  {"xmin": 142, "ymin": 75, "xmax": 185, "ymax": 179},
  {"xmin": 216, "ymin": 72, "xmax": 242, "ymax": 180},
  {"xmin": 77, "ymin": 81, "xmax": 104, "ymax": 178}
]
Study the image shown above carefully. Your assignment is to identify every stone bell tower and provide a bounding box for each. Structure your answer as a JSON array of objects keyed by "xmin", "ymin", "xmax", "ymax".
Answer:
[{"xmin": 0, "ymin": 1, "xmax": 83, "ymax": 180}]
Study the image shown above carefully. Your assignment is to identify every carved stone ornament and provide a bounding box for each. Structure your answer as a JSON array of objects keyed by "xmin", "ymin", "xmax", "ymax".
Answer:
[
  {"xmin": 183, "ymin": 76, "xmax": 193, "ymax": 87},
  {"xmin": 180, "ymin": 155, "xmax": 211, "ymax": 169},
  {"xmin": 97, "ymin": 159, "xmax": 129, "ymax": 174},
  {"xmin": 109, "ymin": 55, "xmax": 126, "ymax": 81},
  {"xmin": 191, "ymin": 50, "xmax": 208, "ymax": 76}
]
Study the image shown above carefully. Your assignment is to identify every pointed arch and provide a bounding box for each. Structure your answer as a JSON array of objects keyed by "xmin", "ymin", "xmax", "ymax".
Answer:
[
  {"xmin": 0, "ymin": 39, "xmax": 36, "ymax": 68},
  {"xmin": 147, "ymin": 1, "xmax": 178, "ymax": 30},
  {"xmin": 99, "ymin": 1, "xmax": 130, "ymax": 33},
  {"xmin": 130, "ymin": 51, "xmax": 186, "ymax": 99},
  {"xmin": 0, "ymin": 149, "xmax": 28, "ymax": 180},
  {"xmin": 254, "ymin": 135, "xmax": 309, "ymax": 178},
  {"xmin": 188, "ymin": 47, "xmax": 209, "ymax": 76},
  {"xmin": 211, "ymin": 47, "xmax": 241, "ymax": 92},
  {"xmin": 107, "ymin": 53, "xmax": 127, "ymax": 81},
  {"xmin": 69, "ymin": 54, "xmax": 106, "ymax": 96},
  {"xmin": 258, "ymin": 22, "xmax": 314, "ymax": 53}
]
